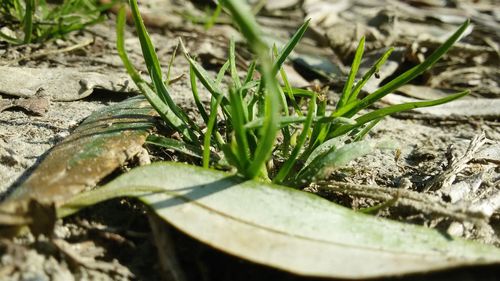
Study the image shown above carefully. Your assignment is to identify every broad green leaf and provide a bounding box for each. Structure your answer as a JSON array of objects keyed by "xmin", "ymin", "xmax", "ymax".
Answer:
[{"xmin": 60, "ymin": 162, "xmax": 500, "ymax": 279}]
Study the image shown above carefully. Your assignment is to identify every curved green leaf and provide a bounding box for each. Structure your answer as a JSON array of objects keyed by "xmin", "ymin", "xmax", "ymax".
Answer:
[
  {"xmin": 330, "ymin": 90, "xmax": 469, "ymax": 138},
  {"xmin": 60, "ymin": 162, "xmax": 500, "ymax": 279},
  {"xmin": 340, "ymin": 19, "xmax": 470, "ymax": 118},
  {"xmin": 337, "ymin": 36, "xmax": 365, "ymax": 109}
]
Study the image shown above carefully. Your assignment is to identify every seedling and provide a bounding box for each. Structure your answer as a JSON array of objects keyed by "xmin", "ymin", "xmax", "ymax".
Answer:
[
  {"xmin": 0, "ymin": 0, "xmax": 113, "ymax": 44},
  {"xmin": 117, "ymin": 0, "xmax": 469, "ymax": 187}
]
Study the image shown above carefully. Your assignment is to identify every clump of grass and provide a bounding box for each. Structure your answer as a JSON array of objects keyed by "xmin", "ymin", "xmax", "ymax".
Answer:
[
  {"xmin": 117, "ymin": 0, "xmax": 469, "ymax": 187},
  {"xmin": 0, "ymin": 0, "xmax": 113, "ymax": 44}
]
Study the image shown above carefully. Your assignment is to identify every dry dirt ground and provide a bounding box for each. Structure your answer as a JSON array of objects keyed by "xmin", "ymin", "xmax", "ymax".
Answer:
[{"xmin": 0, "ymin": 0, "xmax": 499, "ymax": 280}]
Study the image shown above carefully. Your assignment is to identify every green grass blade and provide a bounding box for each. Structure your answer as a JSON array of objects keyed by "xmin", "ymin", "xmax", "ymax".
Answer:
[
  {"xmin": 216, "ymin": 59, "xmax": 231, "ymax": 85},
  {"xmin": 348, "ymin": 47, "xmax": 394, "ymax": 104},
  {"xmin": 246, "ymin": 93, "xmax": 259, "ymax": 121},
  {"xmin": 245, "ymin": 81, "xmax": 279, "ymax": 179},
  {"xmin": 223, "ymin": 0, "xmax": 281, "ymax": 179},
  {"xmin": 128, "ymin": 0, "xmax": 170, "ymax": 103},
  {"xmin": 244, "ymin": 115, "xmax": 354, "ymax": 130},
  {"xmin": 229, "ymin": 38, "xmax": 242, "ymax": 88},
  {"xmin": 243, "ymin": 60, "xmax": 256, "ymax": 84},
  {"xmin": 151, "ymin": 70, "xmax": 202, "ymax": 134},
  {"xmin": 118, "ymin": 5, "xmax": 199, "ymax": 142},
  {"xmin": 271, "ymin": 19, "xmax": 310, "ymax": 76},
  {"xmin": 278, "ymin": 53, "xmax": 302, "ymax": 116},
  {"xmin": 337, "ymin": 36, "xmax": 365, "ymax": 109},
  {"xmin": 37, "ymin": 0, "xmax": 48, "ymax": 17},
  {"xmin": 278, "ymin": 85, "xmax": 292, "ymax": 156},
  {"xmin": 137, "ymin": 81, "xmax": 197, "ymax": 143},
  {"xmin": 272, "ymin": 45, "xmax": 291, "ymax": 156},
  {"xmin": 241, "ymin": 60, "xmax": 257, "ymax": 97},
  {"xmin": 240, "ymin": 80, "xmax": 259, "ymax": 91},
  {"xmin": 166, "ymin": 42, "xmax": 179, "ymax": 84},
  {"xmin": 190, "ymin": 65, "xmax": 209, "ymax": 123},
  {"xmin": 0, "ymin": 30, "xmax": 21, "ymax": 44},
  {"xmin": 353, "ymin": 118, "xmax": 381, "ymax": 142},
  {"xmin": 128, "ymin": 0, "xmax": 194, "ymax": 130},
  {"xmin": 302, "ymin": 96, "xmax": 327, "ymax": 160},
  {"xmin": 229, "ymin": 88, "xmax": 251, "ymax": 169},
  {"xmin": 116, "ymin": 6, "xmax": 141, "ymax": 82},
  {"xmin": 23, "ymin": 0, "xmax": 34, "ymax": 43},
  {"xmin": 204, "ymin": 94, "xmax": 224, "ymax": 168},
  {"xmin": 146, "ymin": 135, "xmax": 203, "ymax": 159},
  {"xmin": 273, "ymin": 95, "xmax": 316, "ymax": 184},
  {"xmin": 247, "ymin": 67, "xmax": 281, "ymax": 179},
  {"xmin": 128, "ymin": 0, "xmax": 162, "ymax": 79},
  {"xmin": 180, "ymin": 40, "xmax": 231, "ymax": 113},
  {"xmin": 330, "ymin": 90, "xmax": 469, "ymax": 138},
  {"xmin": 345, "ymin": 20, "xmax": 470, "ymax": 117},
  {"xmin": 221, "ymin": 143, "xmax": 242, "ymax": 171},
  {"xmin": 282, "ymin": 87, "xmax": 316, "ymax": 98},
  {"xmin": 221, "ymin": 0, "xmax": 267, "ymax": 53},
  {"xmin": 13, "ymin": 0, "xmax": 22, "ymax": 18},
  {"xmin": 204, "ymin": 1, "xmax": 222, "ymax": 30}
]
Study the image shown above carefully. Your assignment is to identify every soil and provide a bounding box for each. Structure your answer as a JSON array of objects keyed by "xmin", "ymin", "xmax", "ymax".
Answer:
[{"xmin": 0, "ymin": 0, "xmax": 499, "ymax": 280}]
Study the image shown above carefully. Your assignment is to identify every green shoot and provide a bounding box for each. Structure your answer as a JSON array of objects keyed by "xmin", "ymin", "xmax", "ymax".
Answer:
[
  {"xmin": 203, "ymin": 95, "xmax": 224, "ymax": 168},
  {"xmin": 273, "ymin": 95, "xmax": 316, "ymax": 184},
  {"xmin": 119, "ymin": 0, "xmax": 470, "ymax": 186},
  {"xmin": 166, "ymin": 42, "xmax": 179, "ymax": 84},
  {"xmin": 0, "ymin": 0, "xmax": 112, "ymax": 45},
  {"xmin": 337, "ymin": 36, "xmax": 365, "ymax": 109},
  {"xmin": 146, "ymin": 135, "xmax": 204, "ymax": 159},
  {"xmin": 23, "ymin": 0, "xmax": 34, "ymax": 44},
  {"xmin": 204, "ymin": 1, "xmax": 222, "ymax": 30}
]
